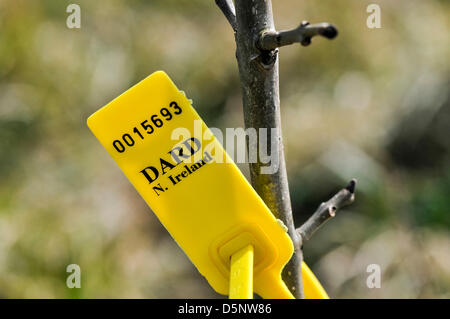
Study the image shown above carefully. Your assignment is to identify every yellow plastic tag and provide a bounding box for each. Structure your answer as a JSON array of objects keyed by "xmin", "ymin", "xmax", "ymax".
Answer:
[{"xmin": 87, "ymin": 71, "xmax": 296, "ymax": 298}]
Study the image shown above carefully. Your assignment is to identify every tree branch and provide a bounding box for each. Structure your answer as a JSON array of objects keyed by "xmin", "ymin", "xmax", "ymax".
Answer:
[
  {"xmin": 215, "ymin": 0, "xmax": 237, "ymax": 31},
  {"xmin": 233, "ymin": 0, "xmax": 305, "ymax": 298},
  {"xmin": 220, "ymin": 0, "xmax": 342, "ymax": 299},
  {"xmin": 297, "ymin": 179, "xmax": 356, "ymax": 243},
  {"xmin": 258, "ymin": 21, "xmax": 338, "ymax": 50}
]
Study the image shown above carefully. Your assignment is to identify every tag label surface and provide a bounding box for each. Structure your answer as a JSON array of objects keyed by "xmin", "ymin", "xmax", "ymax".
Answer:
[{"xmin": 87, "ymin": 71, "xmax": 294, "ymax": 297}]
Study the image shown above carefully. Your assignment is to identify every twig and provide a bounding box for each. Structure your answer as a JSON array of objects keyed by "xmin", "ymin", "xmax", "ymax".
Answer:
[
  {"xmin": 258, "ymin": 21, "xmax": 338, "ymax": 50},
  {"xmin": 297, "ymin": 179, "xmax": 356, "ymax": 243},
  {"xmin": 215, "ymin": 0, "xmax": 237, "ymax": 31}
]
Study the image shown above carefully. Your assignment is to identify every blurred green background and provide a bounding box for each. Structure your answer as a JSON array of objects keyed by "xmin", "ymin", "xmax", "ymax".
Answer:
[{"xmin": 0, "ymin": 0, "xmax": 449, "ymax": 298}]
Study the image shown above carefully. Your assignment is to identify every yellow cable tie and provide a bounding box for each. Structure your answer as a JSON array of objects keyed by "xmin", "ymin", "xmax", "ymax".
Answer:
[{"xmin": 229, "ymin": 245, "xmax": 254, "ymax": 299}]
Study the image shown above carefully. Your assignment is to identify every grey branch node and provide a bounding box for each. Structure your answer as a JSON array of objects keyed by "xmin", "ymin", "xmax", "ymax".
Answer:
[
  {"xmin": 297, "ymin": 179, "xmax": 356, "ymax": 243},
  {"xmin": 215, "ymin": 0, "xmax": 237, "ymax": 31},
  {"xmin": 258, "ymin": 21, "xmax": 338, "ymax": 50}
]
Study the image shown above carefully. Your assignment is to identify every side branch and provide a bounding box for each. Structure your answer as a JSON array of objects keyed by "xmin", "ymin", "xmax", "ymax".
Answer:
[
  {"xmin": 215, "ymin": 0, "xmax": 237, "ymax": 31},
  {"xmin": 297, "ymin": 179, "xmax": 356, "ymax": 243},
  {"xmin": 258, "ymin": 21, "xmax": 338, "ymax": 50}
]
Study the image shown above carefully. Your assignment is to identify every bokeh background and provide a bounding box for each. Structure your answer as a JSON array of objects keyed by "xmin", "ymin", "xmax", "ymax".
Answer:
[{"xmin": 0, "ymin": 0, "xmax": 449, "ymax": 298}]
